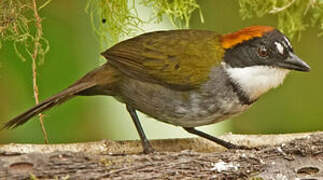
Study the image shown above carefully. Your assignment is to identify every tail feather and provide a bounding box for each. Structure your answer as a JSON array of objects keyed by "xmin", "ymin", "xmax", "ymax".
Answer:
[{"xmin": 3, "ymin": 82, "xmax": 96, "ymax": 129}]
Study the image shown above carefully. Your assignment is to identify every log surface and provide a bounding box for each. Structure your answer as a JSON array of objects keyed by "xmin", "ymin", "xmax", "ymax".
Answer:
[{"xmin": 0, "ymin": 132, "xmax": 322, "ymax": 179}]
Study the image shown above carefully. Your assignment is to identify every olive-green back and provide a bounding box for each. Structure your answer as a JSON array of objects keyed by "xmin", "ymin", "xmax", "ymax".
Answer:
[{"xmin": 102, "ymin": 30, "xmax": 225, "ymax": 90}]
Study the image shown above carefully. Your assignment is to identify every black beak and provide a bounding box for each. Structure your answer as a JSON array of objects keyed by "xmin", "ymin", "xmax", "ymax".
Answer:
[{"xmin": 278, "ymin": 52, "xmax": 311, "ymax": 72}]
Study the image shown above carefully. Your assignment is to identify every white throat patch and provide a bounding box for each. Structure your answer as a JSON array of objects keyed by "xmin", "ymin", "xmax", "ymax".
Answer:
[{"xmin": 224, "ymin": 64, "xmax": 290, "ymax": 100}]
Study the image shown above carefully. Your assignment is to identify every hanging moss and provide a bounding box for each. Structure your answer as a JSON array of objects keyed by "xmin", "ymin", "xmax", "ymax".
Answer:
[
  {"xmin": 0, "ymin": 0, "xmax": 50, "ymax": 63},
  {"xmin": 85, "ymin": 0, "xmax": 144, "ymax": 49},
  {"xmin": 239, "ymin": 0, "xmax": 323, "ymax": 40},
  {"xmin": 141, "ymin": 0, "xmax": 204, "ymax": 29},
  {"xmin": 86, "ymin": 0, "xmax": 204, "ymax": 50}
]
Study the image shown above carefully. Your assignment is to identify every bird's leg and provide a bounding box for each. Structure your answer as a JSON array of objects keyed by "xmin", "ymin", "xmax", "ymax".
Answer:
[
  {"xmin": 183, "ymin": 127, "xmax": 249, "ymax": 149},
  {"xmin": 126, "ymin": 105, "xmax": 154, "ymax": 154}
]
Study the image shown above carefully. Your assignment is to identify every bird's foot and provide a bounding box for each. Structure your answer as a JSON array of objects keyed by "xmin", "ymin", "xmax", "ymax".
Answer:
[
  {"xmin": 143, "ymin": 144, "xmax": 155, "ymax": 154},
  {"xmin": 220, "ymin": 141, "xmax": 253, "ymax": 150},
  {"xmin": 142, "ymin": 140, "xmax": 155, "ymax": 154},
  {"xmin": 226, "ymin": 144, "xmax": 252, "ymax": 150},
  {"xmin": 224, "ymin": 143, "xmax": 263, "ymax": 151}
]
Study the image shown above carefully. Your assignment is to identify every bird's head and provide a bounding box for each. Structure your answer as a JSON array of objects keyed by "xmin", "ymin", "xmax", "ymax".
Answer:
[{"xmin": 220, "ymin": 26, "xmax": 311, "ymax": 100}]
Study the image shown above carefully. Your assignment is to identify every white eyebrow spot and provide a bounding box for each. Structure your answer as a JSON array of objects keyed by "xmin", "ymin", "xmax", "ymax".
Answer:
[
  {"xmin": 275, "ymin": 41, "xmax": 284, "ymax": 55},
  {"xmin": 283, "ymin": 36, "xmax": 292, "ymax": 48}
]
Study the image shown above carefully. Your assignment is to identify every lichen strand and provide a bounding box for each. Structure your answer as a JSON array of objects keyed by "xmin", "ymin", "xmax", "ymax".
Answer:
[
  {"xmin": 0, "ymin": 0, "xmax": 50, "ymax": 62},
  {"xmin": 239, "ymin": 0, "xmax": 323, "ymax": 40},
  {"xmin": 142, "ymin": 0, "xmax": 204, "ymax": 29},
  {"xmin": 86, "ymin": 0, "xmax": 144, "ymax": 49}
]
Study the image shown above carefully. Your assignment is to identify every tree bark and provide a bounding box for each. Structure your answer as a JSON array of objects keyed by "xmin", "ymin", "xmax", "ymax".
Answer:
[{"xmin": 0, "ymin": 132, "xmax": 322, "ymax": 179}]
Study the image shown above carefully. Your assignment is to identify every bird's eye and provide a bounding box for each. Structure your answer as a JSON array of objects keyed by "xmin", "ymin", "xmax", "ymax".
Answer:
[{"xmin": 257, "ymin": 46, "xmax": 268, "ymax": 57}]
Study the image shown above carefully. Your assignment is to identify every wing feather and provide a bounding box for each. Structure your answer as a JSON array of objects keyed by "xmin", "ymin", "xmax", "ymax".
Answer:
[{"xmin": 102, "ymin": 30, "xmax": 224, "ymax": 90}]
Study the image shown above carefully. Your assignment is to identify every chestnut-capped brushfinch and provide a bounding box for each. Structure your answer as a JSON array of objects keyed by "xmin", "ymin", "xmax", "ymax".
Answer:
[{"xmin": 4, "ymin": 26, "xmax": 310, "ymax": 153}]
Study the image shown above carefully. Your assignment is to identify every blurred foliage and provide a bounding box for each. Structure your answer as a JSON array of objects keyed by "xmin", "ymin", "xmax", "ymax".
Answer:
[
  {"xmin": 2, "ymin": 0, "xmax": 323, "ymax": 62},
  {"xmin": 239, "ymin": 0, "xmax": 323, "ymax": 40},
  {"xmin": 0, "ymin": 0, "xmax": 50, "ymax": 63}
]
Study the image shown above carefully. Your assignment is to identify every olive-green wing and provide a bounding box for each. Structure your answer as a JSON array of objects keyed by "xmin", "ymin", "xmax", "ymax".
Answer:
[{"xmin": 102, "ymin": 30, "xmax": 224, "ymax": 90}]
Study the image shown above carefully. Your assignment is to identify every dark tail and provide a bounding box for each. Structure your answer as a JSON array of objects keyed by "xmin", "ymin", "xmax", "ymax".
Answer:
[
  {"xmin": 3, "ymin": 64, "xmax": 119, "ymax": 129},
  {"xmin": 3, "ymin": 82, "xmax": 96, "ymax": 129}
]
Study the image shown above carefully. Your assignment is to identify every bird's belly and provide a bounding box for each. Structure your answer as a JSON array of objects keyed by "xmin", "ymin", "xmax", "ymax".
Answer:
[
  {"xmin": 163, "ymin": 99, "xmax": 250, "ymax": 127},
  {"xmin": 118, "ymin": 77, "xmax": 250, "ymax": 128}
]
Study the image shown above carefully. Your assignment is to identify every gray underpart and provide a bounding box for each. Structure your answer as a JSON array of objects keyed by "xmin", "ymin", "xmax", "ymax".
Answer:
[{"xmin": 116, "ymin": 66, "xmax": 252, "ymax": 127}]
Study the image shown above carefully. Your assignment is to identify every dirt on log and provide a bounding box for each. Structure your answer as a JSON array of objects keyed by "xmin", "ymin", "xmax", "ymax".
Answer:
[{"xmin": 0, "ymin": 132, "xmax": 322, "ymax": 179}]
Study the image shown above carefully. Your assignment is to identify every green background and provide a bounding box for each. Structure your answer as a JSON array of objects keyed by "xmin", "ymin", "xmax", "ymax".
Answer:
[{"xmin": 0, "ymin": 1, "xmax": 321, "ymax": 144}]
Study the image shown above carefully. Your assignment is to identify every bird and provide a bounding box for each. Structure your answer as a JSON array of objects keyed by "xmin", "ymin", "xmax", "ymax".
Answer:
[{"xmin": 3, "ymin": 26, "xmax": 311, "ymax": 153}]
